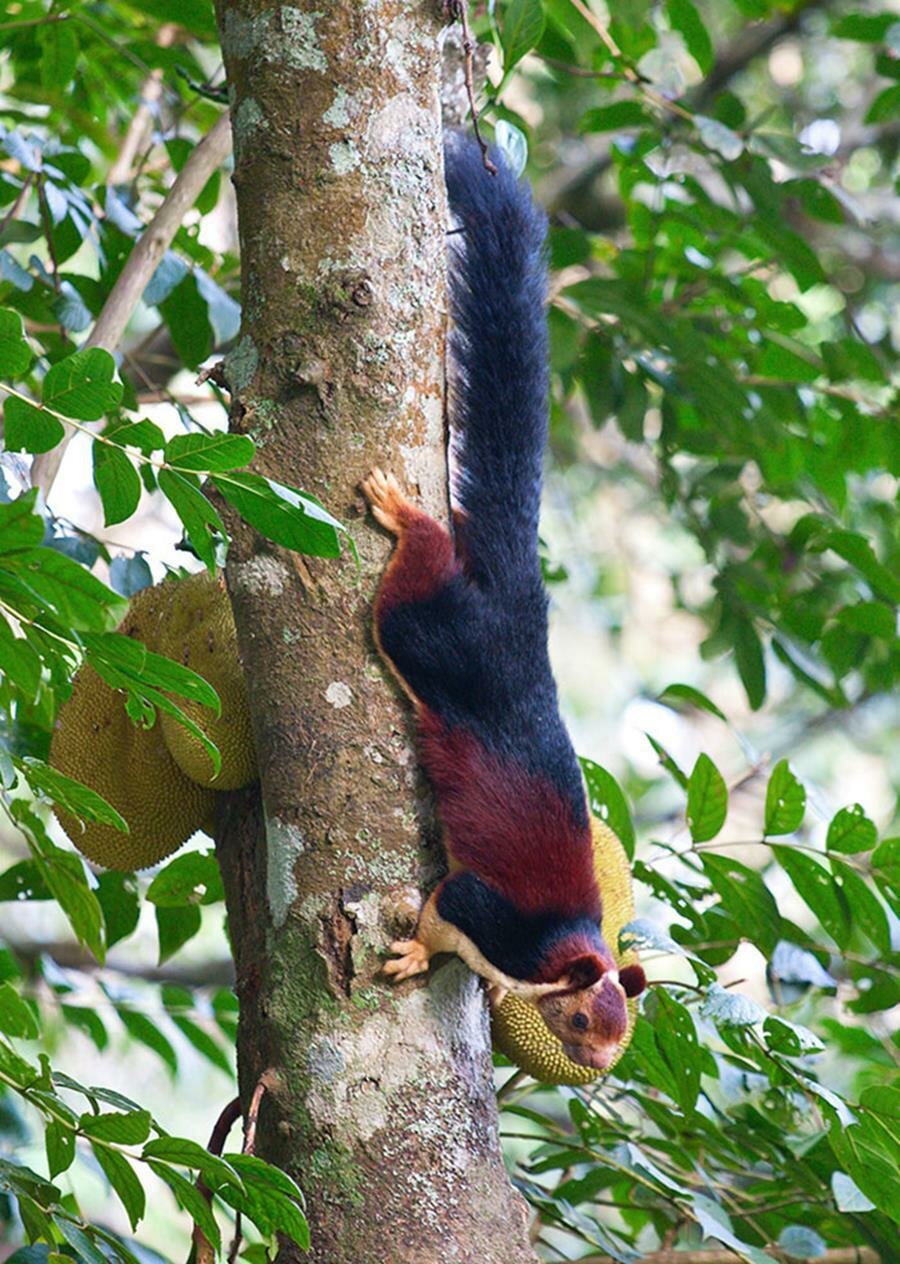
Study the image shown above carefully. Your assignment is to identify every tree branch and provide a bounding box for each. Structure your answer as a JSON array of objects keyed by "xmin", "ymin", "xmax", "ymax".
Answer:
[
  {"xmin": 30, "ymin": 110, "xmax": 233, "ymax": 498},
  {"xmin": 107, "ymin": 24, "xmax": 179, "ymax": 186}
]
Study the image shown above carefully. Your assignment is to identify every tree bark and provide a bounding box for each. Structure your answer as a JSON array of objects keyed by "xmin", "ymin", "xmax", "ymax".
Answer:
[{"xmin": 212, "ymin": 3, "xmax": 536, "ymax": 1261}]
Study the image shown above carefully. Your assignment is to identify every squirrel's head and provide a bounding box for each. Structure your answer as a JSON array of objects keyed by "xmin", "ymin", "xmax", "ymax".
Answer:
[{"xmin": 535, "ymin": 962, "xmax": 646, "ymax": 1070}]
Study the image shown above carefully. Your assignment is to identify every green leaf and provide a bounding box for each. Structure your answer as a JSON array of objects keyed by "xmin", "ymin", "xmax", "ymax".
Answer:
[
  {"xmin": 117, "ymin": 1007, "xmax": 178, "ymax": 1075},
  {"xmin": 20, "ymin": 757, "xmax": 128, "ymax": 832},
  {"xmin": 159, "ymin": 270, "xmax": 213, "ymax": 369},
  {"xmin": 580, "ymin": 101, "xmax": 647, "ymax": 133},
  {"xmin": 16, "ymin": 809, "xmax": 106, "ymax": 960},
  {"xmin": 146, "ymin": 851, "xmax": 223, "ymax": 907},
  {"xmin": 865, "ymin": 83, "xmax": 900, "ymax": 124},
  {"xmin": 777, "ymin": 1226, "xmax": 826, "ymax": 1259},
  {"xmin": 156, "ymin": 903, "xmax": 202, "ymax": 964},
  {"xmin": 645, "ymin": 733, "xmax": 689, "ymax": 789},
  {"xmin": 826, "ymin": 804, "xmax": 877, "ymax": 854},
  {"xmin": 108, "ymin": 418, "xmax": 167, "ymax": 454},
  {"xmin": 141, "ymin": 1136, "xmax": 245, "ymax": 1195},
  {"xmin": 870, "ymin": 837, "xmax": 900, "ymax": 915},
  {"xmin": 80, "ymin": 1108, "xmax": 152, "ymax": 1145},
  {"xmin": 57, "ymin": 1219, "xmax": 110, "ymax": 1264},
  {"xmin": 0, "ymin": 307, "xmax": 32, "ymax": 376},
  {"xmin": 649, "ymin": 989, "xmax": 700, "ymax": 1112},
  {"xmin": 219, "ymin": 1162, "xmax": 310, "ymax": 1248},
  {"xmin": 686, "ymin": 753, "xmax": 728, "ymax": 842},
  {"xmin": 690, "ymin": 1193, "xmax": 774, "ymax": 1264},
  {"xmin": 0, "ymin": 619, "xmax": 42, "ymax": 699},
  {"xmin": 773, "ymin": 847, "xmax": 850, "ymax": 948},
  {"xmin": 580, "ymin": 757, "xmax": 636, "ymax": 858},
  {"xmin": 836, "ymin": 601, "xmax": 895, "ymax": 638},
  {"xmin": 85, "ymin": 631, "xmax": 221, "ymax": 713},
  {"xmin": 0, "ymin": 983, "xmax": 39, "ymax": 1038},
  {"xmin": 758, "ymin": 341, "xmax": 819, "ymax": 382},
  {"xmin": 502, "ymin": 0, "xmax": 546, "ymax": 72},
  {"xmin": 831, "ymin": 1171, "xmax": 875, "ymax": 1213},
  {"xmin": 166, "ymin": 431, "xmax": 255, "ymax": 472},
  {"xmin": 92, "ymin": 441, "xmax": 141, "ymax": 526},
  {"xmin": 696, "ymin": 115, "xmax": 744, "ymax": 160},
  {"xmin": 149, "ymin": 1160, "xmax": 221, "ymax": 1250},
  {"xmin": 763, "ymin": 1015, "xmax": 824, "ymax": 1055},
  {"xmin": 158, "ymin": 469, "xmax": 224, "ymax": 569},
  {"xmin": 60, "ymin": 1004, "xmax": 109, "ymax": 1050},
  {"xmin": 3, "ymin": 397, "xmax": 65, "ymax": 454},
  {"xmin": 213, "ymin": 472, "xmax": 342, "ymax": 557},
  {"xmin": 45, "ymin": 1120, "xmax": 76, "ymax": 1178},
  {"xmin": 821, "ymin": 339, "xmax": 884, "ymax": 383},
  {"xmin": 701, "ymin": 854, "xmax": 781, "ymax": 954},
  {"xmin": 829, "ymin": 1114, "xmax": 900, "ymax": 1225},
  {"xmin": 95, "ymin": 870, "xmax": 141, "ymax": 949},
  {"xmin": 667, "ymin": 0, "xmax": 713, "ymax": 72},
  {"xmin": 731, "ymin": 615, "xmax": 766, "ymax": 710},
  {"xmin": 170, "ymin": 1015, "xmax": 232, "ymax": 1076},
  {"xmin": 4, "ymin": 546, "xmax": 127, "ymax": 631},
  {"xmin": 831, "ymin": 859, "xmax": 890, "ymax": 954},
  {"xmin": 38, "ymin": 20, "xmax": 79, "ymax": 90},
  {"xmin": 42, "ymin": 348, "xmax": 123, "ymax": 420},
  {"xmin": 764, "ymin": 760, "xmax": 805, "ymax": 836},
  {"xmin": 90, "ymin": 1142, "xmax": 146, "ymax": 1230},
  {"xmin": 826, "ymin": 530, "xmax": 900, "ymax": 603},
  {"xmin": 832, "ymin": 12, "xmax": 896, "ymax": 41},
  {"xmin": 658, "ymin": 683, "xmax": 727, "ymax": 723},
  {"xmin": 700, "ymin": 982, "xmax": 767, "ymax": 1027},
  {"xmin": 0, "ymin": 491, "xmax": 45, "ymax": 552}
]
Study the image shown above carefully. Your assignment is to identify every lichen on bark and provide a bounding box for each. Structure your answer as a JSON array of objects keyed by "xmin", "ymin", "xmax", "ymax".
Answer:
[{"xmin": 212, "ymin": 2, "xmax": 536, "ymax": 1260}]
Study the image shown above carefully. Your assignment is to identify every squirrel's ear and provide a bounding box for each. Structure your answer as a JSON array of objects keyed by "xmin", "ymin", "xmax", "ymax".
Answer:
[
  {"xmin": 562, "ymin": 954, "xmax": 605, "ymax": 990},
  {"xmin": 619, "ymin": 964, "xmax": 647, "ymax": 997}
]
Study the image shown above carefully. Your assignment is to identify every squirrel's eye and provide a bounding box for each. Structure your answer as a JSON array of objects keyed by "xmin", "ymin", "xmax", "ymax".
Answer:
[{"xmin": 571, "ymin": 1012, "xmax": 589, "ymax": 1031}]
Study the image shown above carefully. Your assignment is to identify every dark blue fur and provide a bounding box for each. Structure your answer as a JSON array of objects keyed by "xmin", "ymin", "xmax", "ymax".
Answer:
[
  {"xmin": 378, "ymin": 136, "xmax": 588, "ymax": 828},
  {"xmin": 437, "ymin": 871, "xmax": 605, "ymax": 982}
]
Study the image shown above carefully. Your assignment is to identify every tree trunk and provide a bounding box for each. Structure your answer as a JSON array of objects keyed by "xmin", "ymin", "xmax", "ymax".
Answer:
[{"xmin": 212, "ymin": 3, "xmax": 536, "ymax": 1260}]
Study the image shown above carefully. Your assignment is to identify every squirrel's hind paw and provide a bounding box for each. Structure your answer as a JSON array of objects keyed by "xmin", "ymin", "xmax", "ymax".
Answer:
[
  {"xmin": 383, "ymin": 937, "xmax": 430, "ymax": 981},
  {"xmin": 360, "ymin": 467, "xmax": 408, "ymax": 535}
]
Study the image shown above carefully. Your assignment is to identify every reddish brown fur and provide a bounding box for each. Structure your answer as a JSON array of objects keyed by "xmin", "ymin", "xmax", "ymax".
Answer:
[
  {"xmin": 417, "ymin": 709, "xmax": 601, "ymax": 919},
  {"xmin": 376, "ymin": 502, "xmax": 461, "ymax": 617}
]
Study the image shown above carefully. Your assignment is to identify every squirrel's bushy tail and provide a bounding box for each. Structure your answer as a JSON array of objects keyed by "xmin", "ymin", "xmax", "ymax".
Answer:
[{"xmin": 444, "ymin": 133, "xmax": 549, "ymax": 590}]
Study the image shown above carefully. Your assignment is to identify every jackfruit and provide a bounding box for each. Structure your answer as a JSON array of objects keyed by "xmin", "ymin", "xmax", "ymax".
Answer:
[
  {"xmin": 157, "ymin": 570, "xmax": 256, "ymax": 790},
  {"xmin": 491, "ymin": 817, "xmax": 641, "ymax": 1085},
  {"xmin": 50, "ymin": 577, "xmax": 216, "ymax": 870}
]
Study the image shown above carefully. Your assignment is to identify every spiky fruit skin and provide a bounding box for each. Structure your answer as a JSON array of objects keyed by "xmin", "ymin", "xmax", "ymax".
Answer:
[
  {"xmin": 50, "ymin": 659, "xmax": 216, "ymax": 872},
  {"xmin": 157, "ymin": 571, "xmax": 257, "ymax": 791},
  {"xmin": 490, "ymin": 818, "xmax": 640, "ymax": 1085}
]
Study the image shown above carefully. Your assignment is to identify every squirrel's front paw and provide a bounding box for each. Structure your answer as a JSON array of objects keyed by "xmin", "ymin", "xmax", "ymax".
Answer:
[{"xmin": 383, "ymin": 938, "xmax": 430, "ymax": 981}]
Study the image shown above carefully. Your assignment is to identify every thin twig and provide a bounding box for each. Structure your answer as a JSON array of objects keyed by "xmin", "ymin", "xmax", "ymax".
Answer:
[
  {"xmin": 0, "ymin": 172, "xmax": 35, "ymax": 238},
  {"xmin": 225, "ymin": 1069, "xmax": 279, "ymax": 1264},
  {"xmin": 107, "ymin": 24, "xmax": 179, "ymax": 186},
  {"xmin": 445, "ymin": 1, "xmax": 497, "ymax": 174},
  {"xmin": 567, "ymin": 0, "xmax": 693, "ymax": 122},
  {"xmin": 36, "ymin": 177, "xmax": 62, "ymax": 297},
  {"xmin": 538, "ymin": 54, "xmax": 623, "ymax": 80},
  {"xmin": 192, "ymin": 1095, "xmax": 242, "ymax": 1264}
]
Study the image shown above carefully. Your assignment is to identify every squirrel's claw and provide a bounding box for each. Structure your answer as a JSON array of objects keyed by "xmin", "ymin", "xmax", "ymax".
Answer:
[
  {"xmin": 360, "ymin": 467, "xmax": 407, "ymax": 535},
  {"xmin": 383, "ymin": 937, "xmax": 430, "ymax": 980}
]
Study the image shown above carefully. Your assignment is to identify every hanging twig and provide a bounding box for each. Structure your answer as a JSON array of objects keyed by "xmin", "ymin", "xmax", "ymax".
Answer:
[{"xmin": 444, "ymin": 1, "xmax": 497, "ymax": 174}]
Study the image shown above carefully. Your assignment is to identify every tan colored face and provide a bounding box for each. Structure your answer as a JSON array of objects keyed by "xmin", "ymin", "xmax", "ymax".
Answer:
[{"xmin": 536, "ymin": 969, "xmax": 639, "ymax": 1069}]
